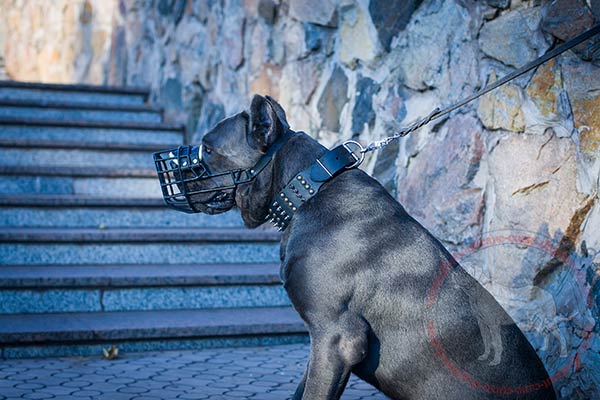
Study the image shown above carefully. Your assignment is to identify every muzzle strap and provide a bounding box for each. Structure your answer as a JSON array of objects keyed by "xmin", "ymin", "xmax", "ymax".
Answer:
[{"xmin": 246, "ymin": 130, "xmax": 295, "ymax": 180}]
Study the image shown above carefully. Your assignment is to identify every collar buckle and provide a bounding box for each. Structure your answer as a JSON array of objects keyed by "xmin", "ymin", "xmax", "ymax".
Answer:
[{"xmin": 342, "ymin": 140, "xmax": 365, "ymax": 169}]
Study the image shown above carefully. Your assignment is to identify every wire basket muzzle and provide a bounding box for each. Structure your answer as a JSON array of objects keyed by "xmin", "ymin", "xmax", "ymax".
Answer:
[{"xmin": 153, "ymin": 146, "xmax": 209, "ymax": 213}]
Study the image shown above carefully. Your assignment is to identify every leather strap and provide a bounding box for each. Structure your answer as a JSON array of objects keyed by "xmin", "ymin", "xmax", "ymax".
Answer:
[
  {"xmin": 310, "ymin": 145, "xmax": 359, "ymax": 182},
  {"xmin": 267, "ymin": 143, "xmax": 361, "ymax": 231},
  {"xmin": 243, "ymin": 130, "xmax": 296, "ymax": 179}
]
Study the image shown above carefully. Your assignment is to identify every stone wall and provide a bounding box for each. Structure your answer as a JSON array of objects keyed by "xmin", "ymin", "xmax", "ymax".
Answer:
[
  {"xmin": 2, "ymin": 0, "xmax": 600, "ymax": 397},
  {"xmin": 0, "ymin": 0, "xmax": 118, "ymax": 84}
]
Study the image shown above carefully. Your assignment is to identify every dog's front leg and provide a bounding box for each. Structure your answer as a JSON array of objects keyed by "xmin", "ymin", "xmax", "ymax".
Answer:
[
  {"xmin": 302, "ymin": 335, "xmax": 352, "ymax": 399},
  {"xmin": 300, "ymin": 327, "xmax": 368, "ymax": 400}
]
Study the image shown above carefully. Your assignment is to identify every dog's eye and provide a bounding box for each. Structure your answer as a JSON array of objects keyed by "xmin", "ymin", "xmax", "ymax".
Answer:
[{"xmin": 203, "ymin": 146, "xmax": 213, "ymax": 155}]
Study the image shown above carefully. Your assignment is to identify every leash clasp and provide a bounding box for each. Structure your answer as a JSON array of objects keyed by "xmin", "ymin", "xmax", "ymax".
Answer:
[{"xmin": 342, "ymin": 140, "xmax": 366, "ymax": 169}]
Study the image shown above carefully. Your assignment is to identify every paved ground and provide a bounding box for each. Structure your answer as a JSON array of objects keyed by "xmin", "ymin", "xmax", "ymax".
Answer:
[{"xmin": 0, "ymin": 344, "xmax": 389, "ymax": 399}]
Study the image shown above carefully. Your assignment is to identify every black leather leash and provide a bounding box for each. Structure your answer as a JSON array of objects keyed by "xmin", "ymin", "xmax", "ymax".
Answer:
[
  {"xmin": 362, "ymin": 23, "xmax": 600, "ymax": 153},
  {"xmin": 267, "ymin": 24, "xmax": 600, "ymax": 231}
]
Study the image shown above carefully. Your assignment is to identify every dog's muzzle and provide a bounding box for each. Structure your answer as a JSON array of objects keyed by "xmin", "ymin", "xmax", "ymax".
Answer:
[
  {"xmin": 153, "ymin": 131, "xmax": 295, "ymax": 213},
  {"xmin": 153, "ymin": 145, "xmax": 252, "ymax": 213}
]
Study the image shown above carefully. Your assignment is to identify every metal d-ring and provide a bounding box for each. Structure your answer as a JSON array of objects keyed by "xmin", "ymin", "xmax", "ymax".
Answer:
[{"xmin": 342, "ymin": 140, "xmax": 366, "ymax": 169}]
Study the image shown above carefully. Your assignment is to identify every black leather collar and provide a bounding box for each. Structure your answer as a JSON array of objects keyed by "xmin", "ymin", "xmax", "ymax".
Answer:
[{"xmin": 267, "ymin": 141, "xmax": 364, "ymax": 231}]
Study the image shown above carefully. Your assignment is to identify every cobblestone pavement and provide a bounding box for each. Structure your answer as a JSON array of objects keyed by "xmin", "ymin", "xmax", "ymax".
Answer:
[{"xmin": 0, "ymin": 344, "xmax": 389, "ymax": 399}]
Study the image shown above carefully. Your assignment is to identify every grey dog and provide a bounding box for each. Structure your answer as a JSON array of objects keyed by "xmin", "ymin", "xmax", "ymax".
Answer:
[{"xmin": 182, "ymin": 95, "xmax": 556, "ymax": 399}]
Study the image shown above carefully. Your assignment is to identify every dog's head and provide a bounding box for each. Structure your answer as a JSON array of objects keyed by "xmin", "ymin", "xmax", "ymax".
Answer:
[{"xmin": 154, "ymin": 94, "xmax": 289, "ymax": 222}]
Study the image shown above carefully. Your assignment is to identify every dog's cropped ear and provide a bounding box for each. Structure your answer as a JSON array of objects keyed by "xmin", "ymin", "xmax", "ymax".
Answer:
[
  {"xmin": 248, "ymin": 94, "xmax": 289, "ymax": 152},
  {"xmin": 265, "ymin": 96, "xmax": 289, "ymax": 131}
]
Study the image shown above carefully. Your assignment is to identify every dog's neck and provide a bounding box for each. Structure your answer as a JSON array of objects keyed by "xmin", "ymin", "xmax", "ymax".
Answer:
[
  {"xmin": 271, "ymin": 132, "xmax": 328, "ymax": 194},
  {"xmin": 267, "ymin": 132, "xmax": 362, "ymax": 231},
  {"xmin": 235, "ymin": 131, "xmax": 324, "ymax": 228},
  {"xmin": 238, "ymin": 130, "xmax": 360, "ymax": 231}
]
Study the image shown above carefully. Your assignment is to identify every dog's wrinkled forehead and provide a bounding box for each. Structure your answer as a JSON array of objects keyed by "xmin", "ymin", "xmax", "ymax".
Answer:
[{"xmin": 201, "ymin": 111, "xmax": 257, "ymax": 169}]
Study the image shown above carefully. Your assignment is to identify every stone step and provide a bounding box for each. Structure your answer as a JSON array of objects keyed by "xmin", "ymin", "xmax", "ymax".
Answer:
[
  {"xmin": 0, "ymin": 228, "xmax": 280, "ymax": 265},
  {"xmin": 0, "ymin": 137, "xmax": 180, "ymax": 152},
  {"xmin": 0, "ymin": 195, "xmax": 245, "ymax": 228},
  {"xmin": 0, "ymin": 263, "xmax": 280, "ymax": 287},
  {"xmin": 0, "ymin": 264, "xmax": 288, "ymax": 314},
  {"xmin": 0, "ymin": 165, "xmax": 160, "ymax": 197},
  {"xmin": 0, "ymin": 142, "xmax": 162, "ymax": 170},
  {"xmin": 0, "ymin": 80, "xmax": 148, "ymax": 107},
  {"xmin": 0, "ymin": 117, "xmax": 184, "ymax": 146},
  {"xmin": 0, "ymin": 307, "xmax": 304, "ymax": 343},
  {"xmin": 0, "ymin": 99, "xmax": 163, "ymax": 124},
  {"xmin": 0, "ymin": 227, "xmax": 280, "ymax": 242},
  {"xmin": 0, "ymin": 307, "xmax": 308, "ymax": 358}
]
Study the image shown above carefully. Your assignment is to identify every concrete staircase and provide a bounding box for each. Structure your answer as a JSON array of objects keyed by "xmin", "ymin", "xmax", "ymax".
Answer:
[{"xmin": 0, "ymin": 81, "xmax": 307, "ymax": 359}]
